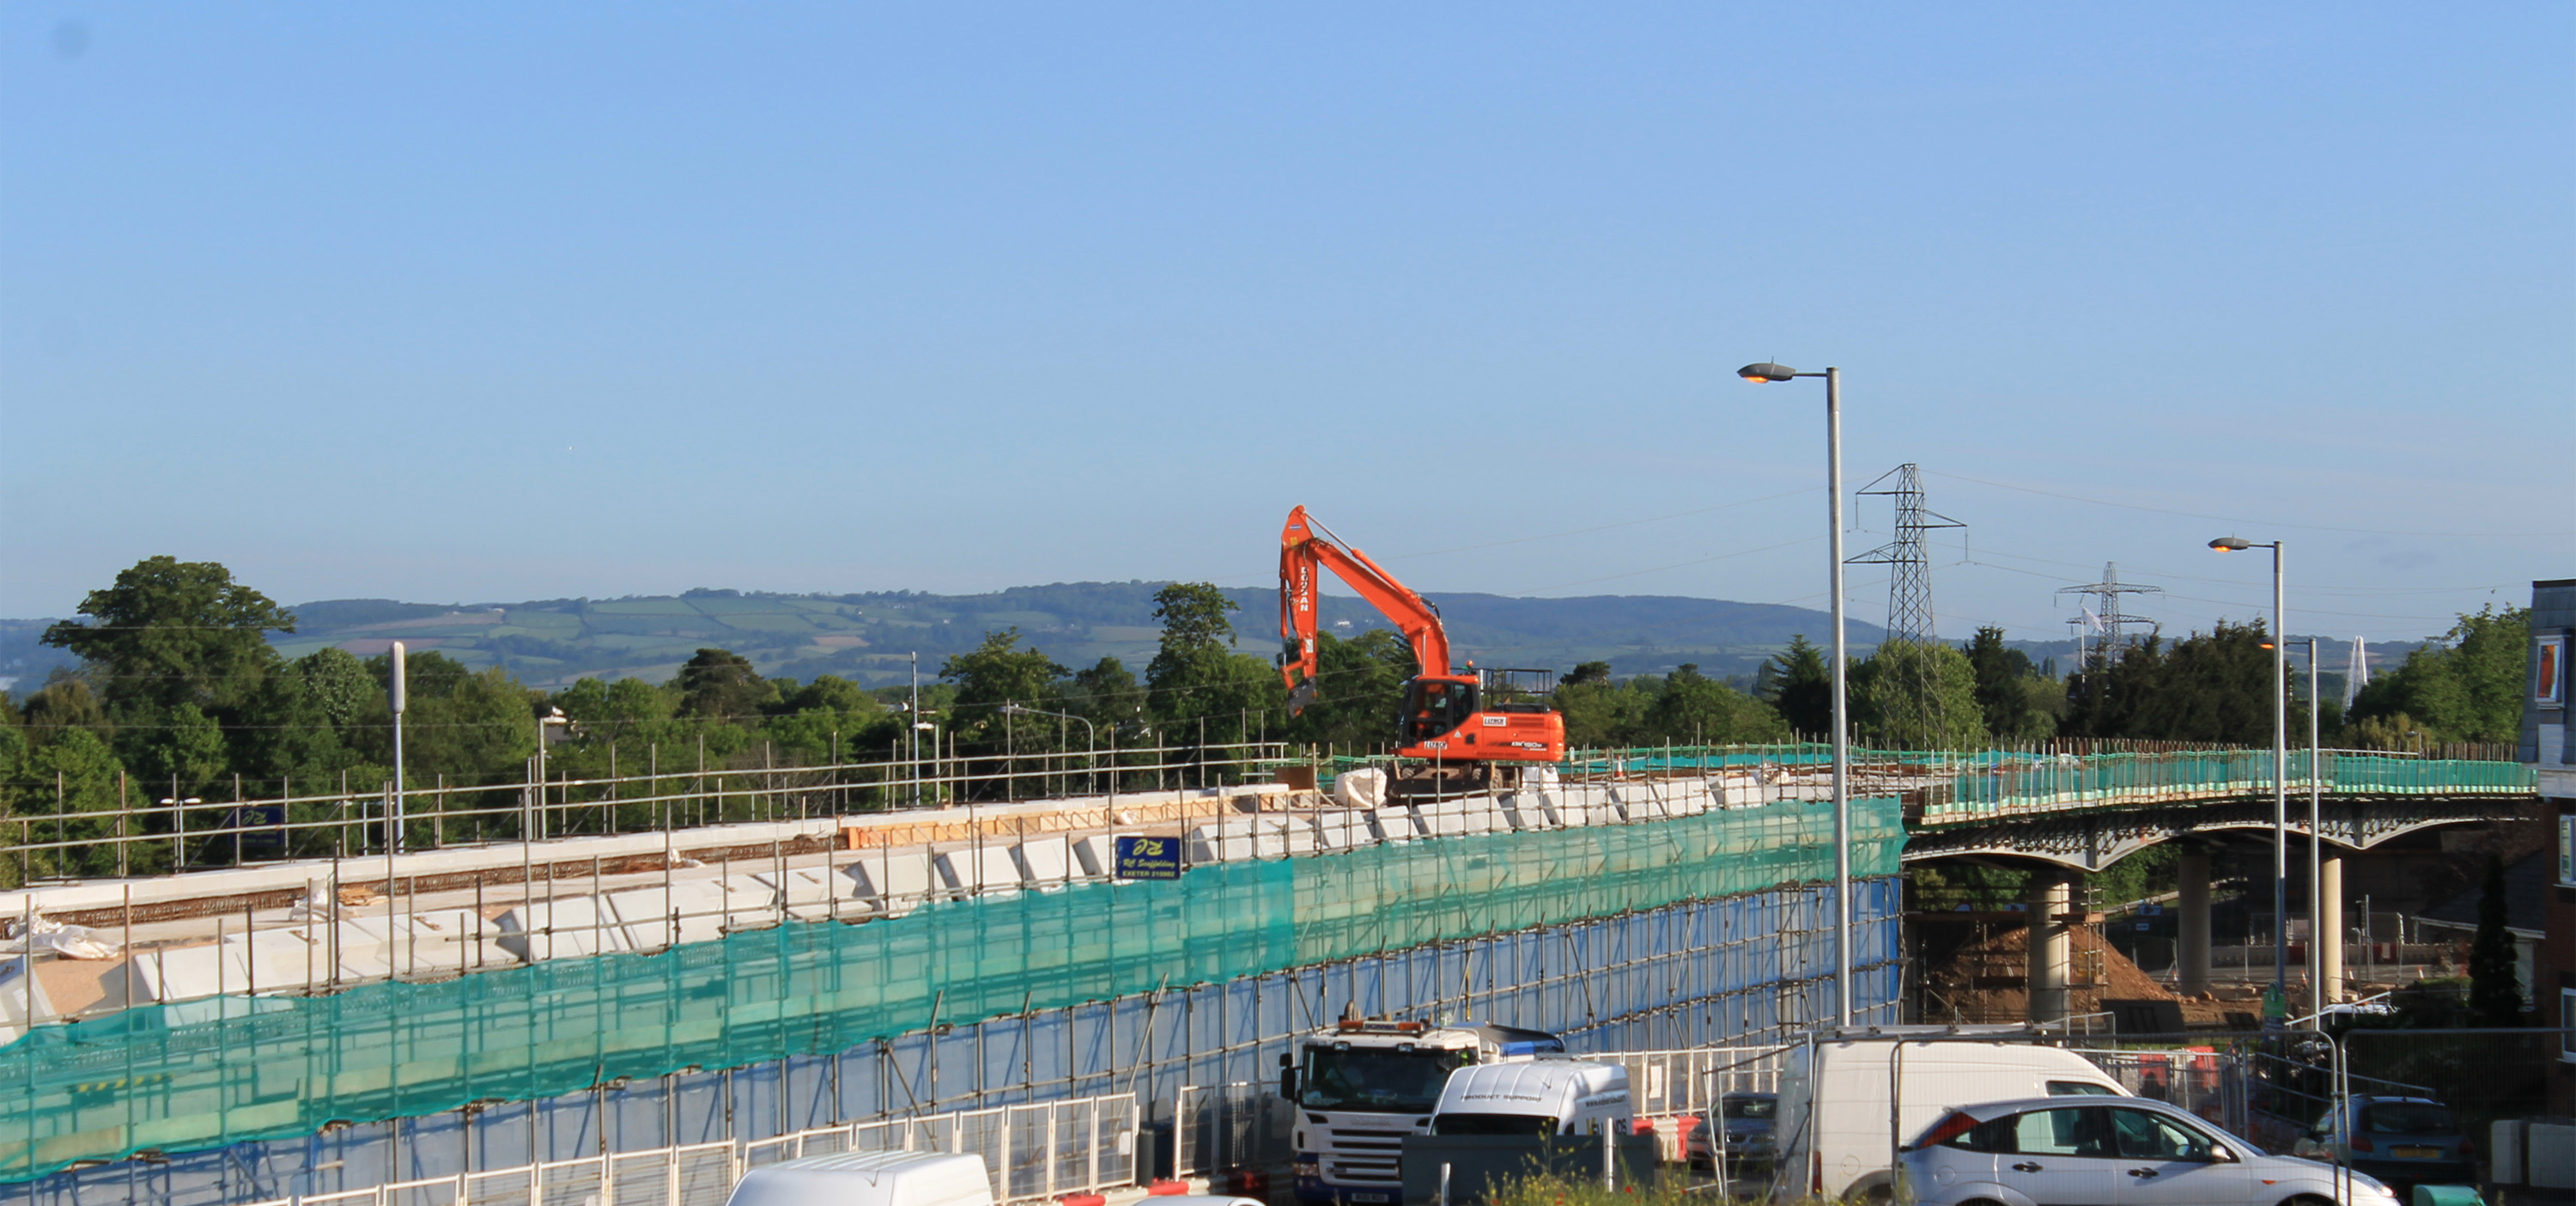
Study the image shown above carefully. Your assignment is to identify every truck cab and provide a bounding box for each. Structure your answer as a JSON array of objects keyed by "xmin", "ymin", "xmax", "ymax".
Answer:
[{"xmin": 1280, "ymin": 1018, "xmax": 1563, "ymax": 1204}]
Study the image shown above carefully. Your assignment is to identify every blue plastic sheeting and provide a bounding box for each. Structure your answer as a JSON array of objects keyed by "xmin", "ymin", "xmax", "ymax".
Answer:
[{"xmin": 0, "ymin": 797, "xmax": 1903, "ymax": 1185}]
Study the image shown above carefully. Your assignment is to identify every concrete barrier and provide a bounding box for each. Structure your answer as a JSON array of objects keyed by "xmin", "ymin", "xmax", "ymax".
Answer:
[
  {"xmin": 142, "ymin": 941, "xmax": 251, "ymax": 1002},
  {"xmin": 1186, "ymin": 827, "xmax": 1255, "ymax": 864},
  {"xmin": 753, "ymin": 867, "xmax": 842, "ymax": 921},
  {"xmin": 843, "ymin": 851, "xmax": 935, "ymax": 916},
  {"xmin": 934, "ymin": 847, "xmax": 1024, "ymax": 898},
  {"xmin": 720, "ymin": 874, "xmax": 782, "ymax": 929},
  {"xmin": 1013, "ymin": 837, "xmax": 1074, "ymax": 886},
  {"xmin": 1, "ymin": 956, "xmax": 60, "ymax": 1044},
  {"xmin": 1070, "ymin": 835, "xmax": 1116, "ymax": 878},
  {"xmin": 495, "ymin": 896, "xmax": 630, "ymax": 961},
  {"xmin": 605, "ymin": 882, "xmax": 727, "ymax": 948},
  {"xmin": 1313, "ymin": 811, "xmax": 1376, "ymax": 850}
]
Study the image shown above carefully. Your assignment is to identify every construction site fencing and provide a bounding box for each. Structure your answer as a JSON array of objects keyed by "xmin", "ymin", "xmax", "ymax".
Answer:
[
  {"xmin": 207, "ymin": 1091, "xmax": 1139, "ymax": 1206},
  {"xmin": 0, "ymin": 797, "xmax": 1906, "ymax": 1189},
  {"xmin": 1172, "ymin": 1083, "xmax": 1287, "ymax": 1184}
]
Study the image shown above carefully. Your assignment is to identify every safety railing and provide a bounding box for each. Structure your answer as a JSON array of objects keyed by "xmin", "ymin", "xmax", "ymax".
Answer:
[
  {"xmin": 5, "ymin": 737, "xmax": 2530, "ymax": 887},
  {"xmin": 1917, "ymin": 749, "xmax": 2533, "ymax": 825},
  {"xmin": 232, "ymin": 1093, "xmax": 1138, "ymax": 1206},
  {"xmin": 2, "ymin": 738, "xmax": 1295, "ymax": 886}
]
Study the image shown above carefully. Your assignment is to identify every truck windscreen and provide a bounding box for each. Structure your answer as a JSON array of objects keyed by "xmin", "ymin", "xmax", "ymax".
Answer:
[{"xmin": 1300, "ymin": 1047, "xmax": 1467, "ymax": 1113}]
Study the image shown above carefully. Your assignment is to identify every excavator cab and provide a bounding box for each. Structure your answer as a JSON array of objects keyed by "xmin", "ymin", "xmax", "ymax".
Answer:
[{"xmin": 1398, "ymin": 676, "xmax": 1481, "ymax": 746}]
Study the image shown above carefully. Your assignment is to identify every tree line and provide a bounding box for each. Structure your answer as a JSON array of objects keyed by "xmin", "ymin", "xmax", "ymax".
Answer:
[{"xmin": 0, "ymin": 557, "xmax": 2533, "ymax": 882}]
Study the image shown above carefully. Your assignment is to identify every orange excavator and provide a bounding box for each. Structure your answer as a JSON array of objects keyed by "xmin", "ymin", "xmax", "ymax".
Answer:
[{"xmin": 1278, "ymin": 505, "xmax": 1566, "ymax": 797}]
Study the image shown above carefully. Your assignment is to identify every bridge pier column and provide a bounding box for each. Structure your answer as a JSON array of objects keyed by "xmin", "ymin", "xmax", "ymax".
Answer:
[
  {"xmin": 2026, "ymin": 873, "xmax": 2072, "ymax": 1025},
  {"xmin": 2318, "ymin": 850, "xmax": 2344, "ymax": 1004},
  {"xmin": 2178, "ymin": 848, "xmax": 2211, "ymax": 996}
]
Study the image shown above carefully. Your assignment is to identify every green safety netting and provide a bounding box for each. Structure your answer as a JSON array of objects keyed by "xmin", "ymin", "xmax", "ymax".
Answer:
[
  {"xmin": 1288, "ymin": 744, "xmax": 2534, "ymax": 801},
  {"xmin": 0, "ymin": 797, "xmax": 1904, "ymax": 1182},
  {"xmin": 1273, "ymin": 746, "xmax": 2529, "ymax": 821}
]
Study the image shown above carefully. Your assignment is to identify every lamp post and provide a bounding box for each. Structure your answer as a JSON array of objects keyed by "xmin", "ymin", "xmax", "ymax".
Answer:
[
  {"xmin": 2210, "ymin": 534, "xmax": 2287, "ymax": 1024},
  {"xmin": 2305, "ymin": 636, "xmax": 2325, "ymax": 1017},
  {"xmin": 390, "ymin": 642, "xmax": 408, "ymax": 854},
  {"xmin": 1740, "ymin": 360, "xmax": 1853, "ymax": 1028},
  {"xmin": 998, "ymin": 704, "xmax": 1100, "ymax": 804},
  {"xmin": 532, "ymin": 707, "xmax": 569, "ymax": 841},
  {"xmin": 914, "ymin": 720, "xmax": 940, "ymax": 807}
]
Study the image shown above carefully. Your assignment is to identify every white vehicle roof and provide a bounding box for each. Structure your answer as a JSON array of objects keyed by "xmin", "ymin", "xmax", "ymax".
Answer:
[
  {"xmin": 1436, "ymin": 1059, "xmax": 1629, "ymax": 1116},
  {"xmin": 725, "ymin": 1151, "xmax": 993, "ymax": 1206}
]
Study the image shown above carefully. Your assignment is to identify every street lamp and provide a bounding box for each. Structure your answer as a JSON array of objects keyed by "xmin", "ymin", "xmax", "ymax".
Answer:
[
  {"xmin": 532, "ymin": 707, "xmax": 570, "ymax": 841},
  {"xmin": 2304, "ymin": 636, "xmax": 2327, "ymax": 1017},
  {"xmin": 1739, "ymin": 360, "xmax": 1854, "ymax": 1027},
  {"xmin": 998, "ymin": 704, "xmax": 1100, "ymax": 801},
  {"xmin": 912, "ymin": 716, "xmax": 940, "ymax": 807},
  {"xmin": 2211, "ymin": 534, "xmax": 2288, "ymax": 1024}
]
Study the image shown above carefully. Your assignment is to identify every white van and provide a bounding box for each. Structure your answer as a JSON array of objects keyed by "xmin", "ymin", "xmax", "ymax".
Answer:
[
  {"xmin": 726, "ymin": 1150, "xmax": 994, "ymax": 1206},
  {"xmin": 1431, "ymin": 1058, "xmax": 1633, "ymax": 1137},
  {"xmin": 1771, "ymin": 1027, "xmax": 2128, "ymax": 1203}
]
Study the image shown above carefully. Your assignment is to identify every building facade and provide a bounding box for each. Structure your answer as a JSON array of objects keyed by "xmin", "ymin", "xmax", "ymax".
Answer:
[{"xmin": 2518, "ymin": 577, "xmax": 2574, "ymax": 1112}]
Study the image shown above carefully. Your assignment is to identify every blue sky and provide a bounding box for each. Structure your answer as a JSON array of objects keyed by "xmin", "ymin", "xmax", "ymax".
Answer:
[{"xmin": 4, "ymin": 3, "xmax": 2569, "ymax": 644}]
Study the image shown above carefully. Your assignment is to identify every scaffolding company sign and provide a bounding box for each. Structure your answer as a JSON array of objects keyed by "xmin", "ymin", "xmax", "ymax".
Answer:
[{"xmin": 1115, "ymin": 836, "xmax": 1183, "ymax": 880}]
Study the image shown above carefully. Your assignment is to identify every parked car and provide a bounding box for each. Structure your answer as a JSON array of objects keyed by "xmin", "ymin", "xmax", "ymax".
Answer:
[
  {"xmin": 1899, "ymin": 1095, "xmax": 2399, "ymax": 1206},
  {"xmin": 1771, "ymin": 1027, "xmax": 2129, "ymax": 1203},
  {"xmin": 2290, "ymin": 1095, "xmax": 2476, "ymax": 1190},
  {"xmin": 1685, "ymin": 1092, "xmax": 1777, "ymax": 1174}
]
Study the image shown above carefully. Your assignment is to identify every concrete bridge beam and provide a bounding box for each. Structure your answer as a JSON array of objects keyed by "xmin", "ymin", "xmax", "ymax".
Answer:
[
  {"xmin": 2027, "ymin": 872, "xmax": 2073, "ymax": 1025},
  {"xmin": 2178, "ymin": 848, "xmax": 2212, "ymax": 996}
]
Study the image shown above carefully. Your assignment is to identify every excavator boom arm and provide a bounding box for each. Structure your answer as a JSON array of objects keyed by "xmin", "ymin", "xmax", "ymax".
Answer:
[{"xmin": 1279, "ymin": 504, "xmax": 1451, "ymax": 715}]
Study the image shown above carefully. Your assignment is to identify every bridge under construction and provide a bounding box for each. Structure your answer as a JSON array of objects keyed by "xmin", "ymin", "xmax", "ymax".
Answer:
[{"xmin": 0, "ymin": 739, "xmax": 2533, "ymax": 1204}]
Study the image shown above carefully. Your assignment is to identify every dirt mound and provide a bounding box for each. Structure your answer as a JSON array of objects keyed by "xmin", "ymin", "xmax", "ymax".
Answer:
[{"xmin": 1920, "ymin": 923, "xmax": 2227, "ymax": 1026}]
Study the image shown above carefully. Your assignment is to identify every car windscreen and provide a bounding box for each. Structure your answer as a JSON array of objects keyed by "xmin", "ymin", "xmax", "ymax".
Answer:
[
  {"xmin": 1722, "ymin": 1096, "xmax": 1777, "ymax": 1120},
  {"xmin": 1300, "ymin": 1047, "xmax": 1467, "ymax": 1113},
  {"xmin": 1432, "ymin": 1112, "xmax": 1558, "ymax": 1136},
  {"xmin": 2361, "ymin": 1103, "xmax": 2458, "ymax": 1136}
]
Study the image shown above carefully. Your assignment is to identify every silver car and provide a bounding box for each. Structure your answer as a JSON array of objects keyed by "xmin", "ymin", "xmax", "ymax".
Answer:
[
  {"xmin": 2290, "ymin": 1095, "xmax": 2476, "ymax": 1191},
  {"xmin": 1899, "ymin": 1095, "xmax": 2401, "ymax": 1206}
]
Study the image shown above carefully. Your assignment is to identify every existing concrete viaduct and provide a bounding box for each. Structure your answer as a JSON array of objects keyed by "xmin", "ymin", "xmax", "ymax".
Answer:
[{"xmin": 1888, "ymin": 750, "xmax": 2535, "ymax": 1021}]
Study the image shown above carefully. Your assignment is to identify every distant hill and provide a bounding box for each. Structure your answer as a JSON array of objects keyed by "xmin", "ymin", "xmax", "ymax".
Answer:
[
  {"xmin": 1, "ymin": 583, "xmax": 1889, "ymax": 692},
  {"xmin": 1, "ymin": 583, "xmax": 2431, "ymax": 696}
]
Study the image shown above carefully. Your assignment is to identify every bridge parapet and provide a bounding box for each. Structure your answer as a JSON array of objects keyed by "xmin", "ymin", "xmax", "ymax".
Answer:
[{"xmin": 1913, "ymin": 748, "xmax": 2537, "ymax": 826}]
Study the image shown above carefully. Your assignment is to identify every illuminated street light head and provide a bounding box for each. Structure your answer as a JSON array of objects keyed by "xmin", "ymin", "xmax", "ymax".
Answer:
[
  {"xmin": 1738, "ymin": 362, "xmax": 1799, "ymax": 383},
  {"xmin": 2208, "ymin": 536, "xmax": 2253, "ymax": 552}
]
